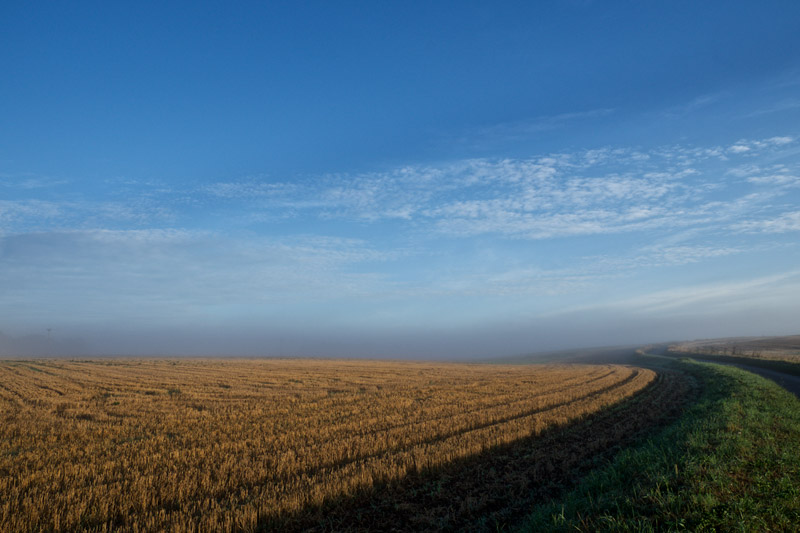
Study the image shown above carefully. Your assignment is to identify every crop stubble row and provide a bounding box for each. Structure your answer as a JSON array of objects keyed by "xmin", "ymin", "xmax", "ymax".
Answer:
[
  {"xmin": 290, "ymin": 366, "xmax": 695, "ymax": 532},
  {"xmin": 1, "ymin": 359, "xmax": 659, "ymax": 532}
]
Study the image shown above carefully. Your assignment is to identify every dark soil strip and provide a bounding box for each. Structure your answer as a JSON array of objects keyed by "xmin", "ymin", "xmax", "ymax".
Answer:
[{"xmin": 262, "ymin": 368, "xmax": 697, "ymax": 532}]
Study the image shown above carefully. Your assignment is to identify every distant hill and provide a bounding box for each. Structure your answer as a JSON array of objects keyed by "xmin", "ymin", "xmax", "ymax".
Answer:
[{"xmin": 669, "ymin": 335, "xmax": 800, "ymax": 363}]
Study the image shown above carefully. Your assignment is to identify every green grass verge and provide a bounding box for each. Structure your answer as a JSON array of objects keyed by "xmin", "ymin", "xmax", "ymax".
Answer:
[{"xmin": 518, "ymin": 359, "xmax": 800, "ymax": 532}]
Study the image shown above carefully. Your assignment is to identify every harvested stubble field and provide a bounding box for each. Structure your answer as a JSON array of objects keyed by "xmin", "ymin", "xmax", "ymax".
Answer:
[
  {"xmin": 0, "ymin": 359, "xmax": 686, "ymax": 532},
  {"xmin": 670, "ymin": 335, "xmax": 800, "ymax": 363}
]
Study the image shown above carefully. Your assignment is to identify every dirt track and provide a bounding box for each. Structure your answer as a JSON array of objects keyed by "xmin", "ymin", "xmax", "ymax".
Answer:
[{"xmin": 694, "ymin": 359, "xmax": 800, "ymax": 398}]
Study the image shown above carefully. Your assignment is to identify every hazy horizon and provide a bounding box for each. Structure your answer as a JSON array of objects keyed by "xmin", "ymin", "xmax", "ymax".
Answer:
[{"xmin": 2, "ymin": 2, "xmax": 799, "ymax": 358}]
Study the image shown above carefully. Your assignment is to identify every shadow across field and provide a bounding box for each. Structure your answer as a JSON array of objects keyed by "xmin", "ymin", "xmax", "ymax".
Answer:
[
  {"xmin": 521, "ymin": 359, "xmax": 800, "ymax": 531},
  {"xmin": 264, "ymin": 366, "xmax": 696, "ymax": 532}
]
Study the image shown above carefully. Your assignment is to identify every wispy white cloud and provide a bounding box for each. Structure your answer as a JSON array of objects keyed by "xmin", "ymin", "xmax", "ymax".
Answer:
[
  {"xmin": 726, "ymin": 163, "xmax": 791, "ymax": 178},
  {"xmin": 0, "ymin": 229, "xmax": 400, "ymax": 327},
  {"xmin": 608, "ymin": 270, "xmax": 800, "ymax": 315},
  {"xmin": 0, "ymin": 200, "xmax": 64, "ymax": 225},
  {"xmin": 591, "ymin": 243, "xmax": 747, "ymax": 271},
  {"xmin": 661, "ymin": 93, "xmax": 725, "ymax": 118},
  {"xmin": 3, "ymin": 134, "xmax": 799, "ymax": 320},
  {"xmin": 733, "ymin": 211, "xmax": 800, "ymax": 234},
  {"xmin": 0, "ymin": 196, "xmax": 175, "ymax": 232},
  {"xmin": 286, "ymin": 136, "xmax": 797, "ymax": 240},
  {"xmin": 8, "ymin": 134, "xmax": 796, "ymax": 246},
  {"xmin": 728, "ymin": 136, "xmax": 794, "ymax": 155},
  {"xmin": 202, "ymin": 180, "xmax": 299, "ymax": 199},
  {"xmin": 745, "ymin": 174, "xmax": 800, "ymax": 187},
  {"xmin": 729, "ymin": 144, "xmax": 751, "ymax": 154},
  {"xmin": 428, "ymin": 205, "xmax": 698, "ymax": 240},
  {"xmin": 0, "ymin": 172, "xmax": 69, "ymax": 189},
  {"xmin": 743, "ymin": 98, "xmax": 800, "ymax": 118},
  {"xmin": 442, "ymin": 108, "xmax": 615, "ymax": 149},
  {"xmin": 472, "ymin": 108, "xmax": 615, "ymax": 138}
]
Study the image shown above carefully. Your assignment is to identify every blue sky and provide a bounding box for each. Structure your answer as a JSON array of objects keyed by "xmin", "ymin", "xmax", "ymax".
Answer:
[{"xmin": 2, "ymin": 2, "xmax": 800, "ymax": 357}]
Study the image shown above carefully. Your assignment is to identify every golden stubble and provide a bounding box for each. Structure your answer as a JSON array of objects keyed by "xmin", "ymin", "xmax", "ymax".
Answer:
[{"xmin": 0, "ymin": 358, "xmax": 655, "ymax": 532}]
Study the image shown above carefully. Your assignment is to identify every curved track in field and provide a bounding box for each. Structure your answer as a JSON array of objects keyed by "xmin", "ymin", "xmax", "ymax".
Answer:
[
  {"xmin": 276, "ymin": 366, "xmax": 697, "ymax": 532},
  {"xmin": 693, "ymin": 359, "xmax": 800, "ymax": 398}
]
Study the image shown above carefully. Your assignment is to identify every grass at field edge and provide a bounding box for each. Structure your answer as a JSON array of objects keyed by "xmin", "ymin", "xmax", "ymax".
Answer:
[{"xmin": 518, "ymin": 357, "xmax": 800, "ymax": 532}]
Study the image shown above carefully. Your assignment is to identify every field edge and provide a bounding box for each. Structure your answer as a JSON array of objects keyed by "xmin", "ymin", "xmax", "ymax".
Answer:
[{"xmin": 517, "ymin": 357, "xmax": 800, "ymax": 532}]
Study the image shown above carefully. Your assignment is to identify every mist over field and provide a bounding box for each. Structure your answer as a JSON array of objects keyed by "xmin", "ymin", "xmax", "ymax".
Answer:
[{"xmin": 3, "ymin": 297, "xmax": 797, "ymax": 359}]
